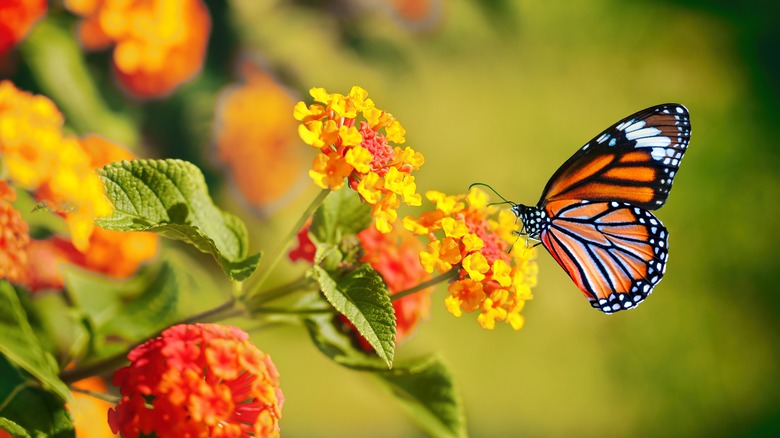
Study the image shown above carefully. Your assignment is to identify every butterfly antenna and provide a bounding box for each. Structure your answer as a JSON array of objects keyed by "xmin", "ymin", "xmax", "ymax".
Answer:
[{"xmin": 469, "ymin": 182, "xmax": 514, "ymax": 205}]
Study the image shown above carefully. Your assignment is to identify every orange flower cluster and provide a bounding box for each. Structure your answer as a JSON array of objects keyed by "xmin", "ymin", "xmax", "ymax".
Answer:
[
  {"xmin": 24, "ymin": 136, "xmax": 159, "ymax": 290},
  {"xmin": 295, "ymin": 86, "xmax": 424, "ymax": 233},
  {"xmin": 0, "ymin": 0, "xmax": 46, "ymax": 55},
  {"xmin": 0, "ymin": 81, "xmax": 112, "ymax": 252},
  {"xmin": 65, "ymin": 0, "xmax": 211, "ymax": 99},
  {"xmin": 358, "ymin": 225, "xmax": 432, "ymax": 344},
  {"xmin": 404, "ymin": 188, "xmax": 538, "ymax": 330},
  {"xmin": 109, "ymin": 324, "xmax": 284, "ymax": 438},
  {"xmin": 214, "ymin": 64, "xmax": 307, "ymax": 212},
  {"xmin": 0, "ymin": 82, "xmax": 157, "ymax": 289},
  {"xmin": 0, "ymin": 183, "xmax": 29, "ymax": 284}
]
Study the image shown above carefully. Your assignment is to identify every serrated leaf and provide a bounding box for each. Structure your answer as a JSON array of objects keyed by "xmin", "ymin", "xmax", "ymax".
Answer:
[
  {"xmin": 304, "ymin": 314, "xmax": 390, "ymax": 371},
  {"xmin": 0, "ymin": 356, "xmax": 74, "ymax": 438},
  {"xmin": 0, "ymin": 282, "xmax": 69, "ymax": 401},
  {"xmin": 64, "ymin": 262, "xmax": 181, "ymax": 362},
  {"xmin": 311, "ymin": 265, "xmax": 396, "ymax": 368},
  {"xmin": 377, "ymin": 355, "xmax": 467, "ymax": 438},
  {"xmin": 97, "ymin": 159, "xmax": 260, "ymax": 281},
  {"xmin": 310, "ymin": 188, "xmax": 371, "ymax": 244}
]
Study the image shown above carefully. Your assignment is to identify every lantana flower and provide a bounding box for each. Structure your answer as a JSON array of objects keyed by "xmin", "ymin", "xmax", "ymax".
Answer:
[
  {"xmin": 294, "ymin": 86, "xmax": 424, "ymax": 233},
  {"xmin": 23, "ymin": 135, "xmax": 159, "ymax": 291},
  {"xmin": 0, "ymin": 81, "xmax": 112, "ymax": 255},
  {"xmin": 65, "ymin": 0, "xmax": 211, "ymax": 99},
  {"xmin": 108, "ymin": 324, "xmax": 284, "ymax": 438},
  {"xmin": 0, "ymin": 0, "xmax": 46, "ymax": 55},
  {"xmin": 404, "ymin": 187, "xmax": 539, "ymax": 330},
  {"xmin": 214, "ymin": 62, "xmax": 307, "ymax": 212}
]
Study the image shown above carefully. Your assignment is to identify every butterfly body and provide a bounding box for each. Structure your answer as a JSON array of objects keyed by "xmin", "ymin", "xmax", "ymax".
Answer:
[{"xmin": 511, "ymin": 104, "xmax": 690, "ymax": 314}]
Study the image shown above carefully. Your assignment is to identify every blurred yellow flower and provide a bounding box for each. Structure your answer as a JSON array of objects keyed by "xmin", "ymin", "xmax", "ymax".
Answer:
[
  {"xmin": 0, "ymin": 81, "xmax": 112, "ymax": 252},
  {"xmin": 65, "ymin": 0, "xmax": 211, "ymax": 99},
  {"xmin": 295, "ymin": 86, "xmax": 424, "ymax": 233},
  {"xmin": 405, "ymin": 187, "xmax": 538, "ymax": 330}
]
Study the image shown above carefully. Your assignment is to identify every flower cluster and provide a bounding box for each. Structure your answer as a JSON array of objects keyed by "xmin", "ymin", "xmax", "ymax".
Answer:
[
  {"xmin": 65, "ymin": 0, "xmax": 211, "ymax": 99},
  {"xmin": 0, "ymin": 0, "xmax": 46, "ymax": 55},
  {"xmin": 0, "ymin": 81, "xmax": 112, "ymax": 252},
  {"xmin": 109, "ymin": 324, "xmax": 284, "ymax": 438},
  {"xmin": 294, "ymin": 86, "xmax": 424, "ymax": 233},
  {"xmin": 215, "ymin": 63, "xmax": 306, "ymax": 212},
  {"xmin": 358, "ymin": 225, "xmax": 432, "ymax": 344},
  {"xmin": 404, "ymin": 188, "xmax": 538, "ymax": 330},
  {"xmin": 23, "ymin": 135, "xmax": 158, "ymax": 290}
]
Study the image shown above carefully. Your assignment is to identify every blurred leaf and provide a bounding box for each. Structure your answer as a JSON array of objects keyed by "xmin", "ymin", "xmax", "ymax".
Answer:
[
  {"xmin": 97, "ymin": 159, "xmax": 261, "ymax": 281},
  {"xmin": 0, "ymin": 356, "xmax": 74, "ymax": 438},
  {"xmin": 304, "ymin": 313, "xmax": 389, "ymax": 371},
  {"xmin": 0, "ymin": 282, "xmax": 69, "ymax": 401},
  {"xmin": 20, "ymin": 293, "xmax": 90, "ymax": 367},
  {"xmin": 310, "ymin": 189, "xmax": 372, "ymax": 245},
  {"xmin": 377, "ymin": 354, "xmax": 466, "ymax": 438},
  {"xmin": 20, "ymin": 17, "xmax": 138, "ymax": 146},
  {"xmin": 311, "ymin": 265, "xmax": 396, "ymax": 368},
  {"xmin": 64, "ymin": 261, "xmax": 180, "ymax": 362}
]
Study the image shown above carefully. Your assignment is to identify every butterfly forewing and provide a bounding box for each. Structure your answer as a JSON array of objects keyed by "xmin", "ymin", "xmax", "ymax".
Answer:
[
  {"xmin": 539, "ymin": 104, "xmax": 690, "ymax": 211},
  {"xmin": 540, "ymin": 200, "xmax": 669, "ymax": 314}
]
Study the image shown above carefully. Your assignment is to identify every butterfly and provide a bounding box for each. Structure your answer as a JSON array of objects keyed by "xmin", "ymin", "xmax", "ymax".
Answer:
[{"xmin": 502, "ymin": 104, "xmax": 690, "ymax": 314}]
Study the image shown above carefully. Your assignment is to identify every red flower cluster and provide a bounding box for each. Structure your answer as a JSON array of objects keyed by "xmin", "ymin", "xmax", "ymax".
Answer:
[{"xmin": 109, "ymin": 324, "xmax": 283, "ymax": 438}]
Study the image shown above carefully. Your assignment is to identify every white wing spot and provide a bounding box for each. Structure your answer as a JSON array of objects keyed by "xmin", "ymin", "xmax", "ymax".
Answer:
[
  {"xmin": 636, "ymin": 136, "xmax": 672, "ymax": 148},
  {"xmin": 626, "ymin": 126, "xmax": 661, "ymax": 140},
  {"xmin": 624, "ymin": 120, "xmax": 647, "ymax": 133}
]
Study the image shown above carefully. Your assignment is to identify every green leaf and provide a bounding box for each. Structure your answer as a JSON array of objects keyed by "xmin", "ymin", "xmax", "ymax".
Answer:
[
  {"xmin": 97, "ymin": 159, "xmax": 260, "ymax": 281},
  {"xmin": 304, "ymin": 314, "xmax": 390, "ymax": 371},
  {"xmin": 311, "ymin": 265, "xmax": 396, "ymax": 368},
  {"xmin": 63, "ymin": 261, "xmax": 181, "ymax": 362},
  {"xmin": 377, "ymin": 355, "xmax": 467, "ymax": 438},
  {"xmin": 0, "ymin": 356, "xmax": 74, "ymax": 438},
  {"xmin": 310, "ymin": 188, "xmax": 372, "ymax": 244},
  {"xmin": 0, "ymin": 282, "xmax": 69, "ymax": 401}
]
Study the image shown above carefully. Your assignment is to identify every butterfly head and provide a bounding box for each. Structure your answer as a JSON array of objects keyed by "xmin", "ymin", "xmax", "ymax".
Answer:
[{"xmin": 511, "ymin": 203, "xmax": 548, "ymax": 240}]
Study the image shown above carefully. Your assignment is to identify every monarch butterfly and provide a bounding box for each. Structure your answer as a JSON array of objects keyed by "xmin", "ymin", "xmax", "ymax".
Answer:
[{"xmin": 481, "ymin": 104, "xmax": 691, "ymax": 314}]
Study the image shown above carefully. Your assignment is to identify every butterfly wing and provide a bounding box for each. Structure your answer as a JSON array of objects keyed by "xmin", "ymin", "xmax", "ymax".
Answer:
[
  {"xmin": 539, "ymin": 200, "xmax": 668, "ymax": 313},
  {"xmin": 539, "ymin": 104, "xmax": 691, "ymax": 211}
]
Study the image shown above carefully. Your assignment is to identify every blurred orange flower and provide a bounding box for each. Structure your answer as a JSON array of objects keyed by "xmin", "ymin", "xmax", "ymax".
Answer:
[
  {"xmin": 214, "ymin": 62, "xmax": 307, "ymax": 213},
  {"xmin": 358, "ymin": 225, "xmax": 432, "ymax": 344},
  {"xmin": 65, "ymin": 0, "xmax": 211, "ymax": 99},
  {"xmin": 109, "ymin": 324, "xmax": 284, "ymax": 438},
  {"xmin": 0, "ymin": 0, "xmax": 46, "ymax": 55},
  {"xmin": 70, "ymin": 377, "xmax": 117, "ymax": 438}
]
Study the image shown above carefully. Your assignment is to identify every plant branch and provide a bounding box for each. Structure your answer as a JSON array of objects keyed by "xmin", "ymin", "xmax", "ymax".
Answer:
[{"xmin": 391, "ymin": 268, "xmax": 460, "ymax": 301}]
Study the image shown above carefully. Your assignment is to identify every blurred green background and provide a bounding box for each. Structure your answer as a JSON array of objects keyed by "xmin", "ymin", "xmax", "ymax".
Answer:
[{"xmin": 7, "ymin": 0, "xmax": 780, "ymax": 436}]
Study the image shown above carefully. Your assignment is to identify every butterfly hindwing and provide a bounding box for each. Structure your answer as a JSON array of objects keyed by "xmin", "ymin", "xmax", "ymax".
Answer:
[
  {"xmin": 539, "ymin": 104, "xmax": 690, "ymax": 211},
  {"xmin": 539, "ymin": 200, "xmax": 668, "ymax": 314}
]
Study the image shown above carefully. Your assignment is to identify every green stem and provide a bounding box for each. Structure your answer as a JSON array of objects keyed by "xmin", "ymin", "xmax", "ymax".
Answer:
[
  {"xmin": 243, "ymin": 189, "xmax": 331, "ymax": 301},
  {"xmin": 252, "ymin": 307, "xmax": 334, "ymax": 315},
  {"xmin": 70, "ymin": 387, "xmax": 121, "ymax": 404},
  {"xmin": 59, "ymin": 299, "xmax": 242, "ymax": 384},
  {"xmin": 391, "ymin": 268, "xmax": 460, "ymax": 301},
  {"xmin": 246, "ymin": 276, "xmax": 313, "ymax": 307}
]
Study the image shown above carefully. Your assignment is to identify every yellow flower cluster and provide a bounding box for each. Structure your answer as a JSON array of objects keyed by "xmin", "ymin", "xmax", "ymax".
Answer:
[
  {"xmin": 404, "ymin": 188, "xmax": 538, "ymax": 330},
  {"xmin": 0, "ymin": 81, "xmax": 113, "ymax": 251},
  {"xmin": 294, "ymin": 86, "xmax": 424, "ymax": 233}
]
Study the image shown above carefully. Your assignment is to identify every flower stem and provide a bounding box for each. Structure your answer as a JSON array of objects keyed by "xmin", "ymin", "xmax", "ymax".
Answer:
[
  {"xmin": 243, "ymin": 188, "xmax": 331, "ymax": 301},
  {"xmin": 246, "ymin": 276, "xmax": 313, "ymax": 308},
  {"xmin": 59, "ymin": 299, "xmax": 242, "ymax": 384},
  {"xmin": 391, "ymin": 268, "xmax": 460, "ymax": 301},
  {"xmin": 70, "ymin": 387, "xmax": 121, "ymax": 404}
]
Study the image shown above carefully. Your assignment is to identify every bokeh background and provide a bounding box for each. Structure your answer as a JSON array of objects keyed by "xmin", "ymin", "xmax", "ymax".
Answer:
[{"xmin": 4, "ymin": 0, "xmax": 780, "ymax": 436}]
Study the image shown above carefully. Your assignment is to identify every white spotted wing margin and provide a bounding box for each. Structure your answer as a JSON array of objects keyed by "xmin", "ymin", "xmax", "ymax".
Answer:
[
  {"xmin": 538, "ymin": 103, "xmax": 691, "ymax": 211},
  {"xmin": 539, "ymin": 200, "xmax": 669, "ymax": 314}
]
